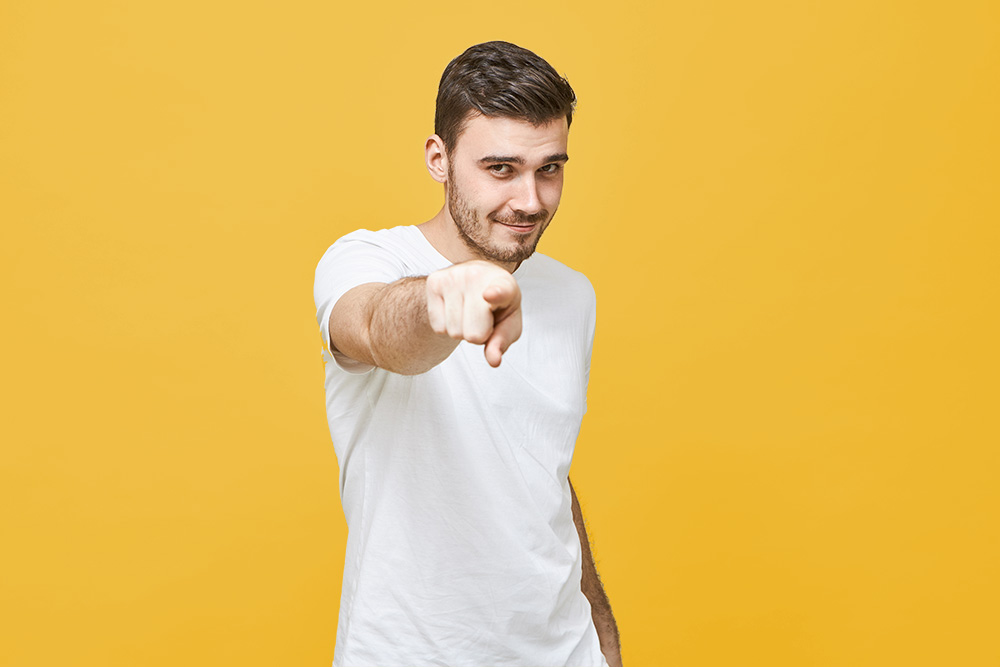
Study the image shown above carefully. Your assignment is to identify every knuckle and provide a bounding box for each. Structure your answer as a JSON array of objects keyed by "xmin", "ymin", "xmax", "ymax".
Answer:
[
  {"xmin": 434, "ymin": 268, "xmax": 460, "ymax": 290},
  {"xmin": 466, "ymin": 329, "xmax": 490, "ymax": 345}
]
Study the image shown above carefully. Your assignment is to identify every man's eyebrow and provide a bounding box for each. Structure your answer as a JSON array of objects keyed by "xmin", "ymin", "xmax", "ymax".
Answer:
[
  {"xmin": 477, "ymin": 153, "xmax": 570, "ymax": 165},
  {"xmin": 479, "ymin": 155, "xmax": 525, "ymax": 165}
]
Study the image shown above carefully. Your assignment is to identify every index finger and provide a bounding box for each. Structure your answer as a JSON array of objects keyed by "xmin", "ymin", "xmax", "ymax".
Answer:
[{"xmin": 482, "ymin": 281, "xmax": 518, "ymax": 311}]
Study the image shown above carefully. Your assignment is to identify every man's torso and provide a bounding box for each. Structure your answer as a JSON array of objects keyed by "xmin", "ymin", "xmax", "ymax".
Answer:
[{"xmin": 314, "ymin": 225, "xmax": 606, "ymax": 666}]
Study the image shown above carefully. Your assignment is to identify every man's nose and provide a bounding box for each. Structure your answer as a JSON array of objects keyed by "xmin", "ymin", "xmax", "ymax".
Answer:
[{"xmin": 510, "ymin": 174, "xmax": 543, "ymax": 216}]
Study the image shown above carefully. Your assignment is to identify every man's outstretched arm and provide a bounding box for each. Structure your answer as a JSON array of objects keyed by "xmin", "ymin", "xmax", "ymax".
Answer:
[
  {"xmin": 570, "ymin": 477, "xmax": 623, "ymax": 667},
  {"xmin": 328, "ymin": 259, "xmax": 522, "ymax": 375}
]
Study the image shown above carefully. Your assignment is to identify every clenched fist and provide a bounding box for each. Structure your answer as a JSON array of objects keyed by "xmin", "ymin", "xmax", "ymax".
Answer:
[{"xmin": 425, "ymin": 260, "xmax": 522, "ymax": 368}]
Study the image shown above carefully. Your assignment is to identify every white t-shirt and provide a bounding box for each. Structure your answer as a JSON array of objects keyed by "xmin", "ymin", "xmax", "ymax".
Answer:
[{"xmin": 313, "ymin": 225, "xmax": 607, "ymax": 667}]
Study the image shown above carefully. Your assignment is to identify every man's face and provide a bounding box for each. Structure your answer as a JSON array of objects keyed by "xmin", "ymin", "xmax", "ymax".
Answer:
[{"xmin": 445, "ymin": 114, "xmax": 569, "ymax": 266}]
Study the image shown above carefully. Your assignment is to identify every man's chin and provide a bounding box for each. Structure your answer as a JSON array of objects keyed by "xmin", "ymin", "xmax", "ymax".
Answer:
[{"xmin": 489, "ymin": 235, "xmax": 541, "ymax": 264}]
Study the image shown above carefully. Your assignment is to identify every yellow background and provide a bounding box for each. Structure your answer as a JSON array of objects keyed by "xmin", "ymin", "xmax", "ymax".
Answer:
[{"xmin": 2, "ymin": 1, "xmax": 998, "ymax": 665}]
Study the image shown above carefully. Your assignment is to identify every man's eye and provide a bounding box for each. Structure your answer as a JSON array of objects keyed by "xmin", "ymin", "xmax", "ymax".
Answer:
[
  {"xmin": 488, "ymin": 164, "xmax": 511, "ymax": 174},
  {"xmin": 540, "ymin": 163, "xmax": 562, "ymax": 174}
]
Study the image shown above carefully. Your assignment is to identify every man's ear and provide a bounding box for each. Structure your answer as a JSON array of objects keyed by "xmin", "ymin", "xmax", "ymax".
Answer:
[{"xmin": 425, "ymin": 134, "xmax": 448, "ymax": 184}]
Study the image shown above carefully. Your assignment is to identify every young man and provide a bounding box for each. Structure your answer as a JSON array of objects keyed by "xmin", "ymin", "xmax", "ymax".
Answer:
[{"xmin": 314, "ymin": 41, "xmax": 622, "ymax": 667}]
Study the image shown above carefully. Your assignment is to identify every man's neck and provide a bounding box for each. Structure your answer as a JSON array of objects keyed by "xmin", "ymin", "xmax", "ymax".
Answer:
[{"xmin": 417, "ymin": 208, "xmax": 519, "ymax": 273}]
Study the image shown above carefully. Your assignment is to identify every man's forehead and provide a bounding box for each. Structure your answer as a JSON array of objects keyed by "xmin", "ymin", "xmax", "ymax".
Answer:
[{"xmin": 454, "ymin": 114, "xmax": 569, "ymax": 159}]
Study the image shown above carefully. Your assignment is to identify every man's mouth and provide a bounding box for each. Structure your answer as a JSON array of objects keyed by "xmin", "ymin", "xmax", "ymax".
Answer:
[
  {"xmin": 497, "ymin": 221, "xmax": 537, "ymax": 233},
  {"xmin": 491, "ymin": 212, "xmax": 547, "ymax": 233}
]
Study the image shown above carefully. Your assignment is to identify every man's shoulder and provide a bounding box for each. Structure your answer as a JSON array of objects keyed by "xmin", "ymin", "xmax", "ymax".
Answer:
[
  {"xmin": 316, "ymin": 225, "xmax": 431, "ymax": 267},
  {"xmin": 330, "ymin": 224, "xmax": 419, "ymax": 249},
  {"xmin": 522, "ymin": 252, "xmax": 596, "ymax": 304},
  {"xmin": 316, "ymin": 225, "xmax": 448, "ymax": 283}
]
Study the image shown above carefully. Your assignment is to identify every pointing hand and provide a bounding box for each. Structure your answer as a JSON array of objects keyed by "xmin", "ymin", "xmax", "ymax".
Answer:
[{"xmin": 425, "ymin": 260, "xmax": 522, "ymax": 368}]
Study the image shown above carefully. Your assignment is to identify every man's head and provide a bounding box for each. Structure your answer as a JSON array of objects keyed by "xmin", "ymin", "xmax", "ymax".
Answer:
[
  {"xmin": 434, "ymin": 41, "xmax": 576, "ymax": 159},
  {"xmin": 426, "ymin": 42, "xmax": 576, "ymax": 268}
]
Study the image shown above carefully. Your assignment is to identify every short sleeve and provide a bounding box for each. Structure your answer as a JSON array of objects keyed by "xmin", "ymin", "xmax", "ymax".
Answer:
[{"xmin": 313, "ymin": 231, "xmax": 409, "ymax": 373}]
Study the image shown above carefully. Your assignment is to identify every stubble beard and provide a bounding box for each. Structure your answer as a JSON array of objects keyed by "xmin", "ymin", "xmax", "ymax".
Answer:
[{"xmin": 447, "ymin": 166, "xmax": 554, "ymax": 265}]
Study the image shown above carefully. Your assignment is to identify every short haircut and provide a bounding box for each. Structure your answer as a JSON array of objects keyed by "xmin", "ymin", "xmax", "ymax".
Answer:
[{"xmin": 434, "ymin": 41, "xmax": 577, "ymax": 155}]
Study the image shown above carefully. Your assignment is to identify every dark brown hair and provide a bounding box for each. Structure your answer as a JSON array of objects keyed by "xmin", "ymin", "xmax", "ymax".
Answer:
[{"xmin": 434, "ymin": 41, "xmax": 577, "ymax": 155}]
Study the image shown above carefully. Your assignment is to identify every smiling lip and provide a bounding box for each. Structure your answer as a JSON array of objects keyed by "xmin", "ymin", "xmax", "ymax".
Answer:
[{"xmin": 498, "ymin": 222, "xmax": 537, "ymax": 233}]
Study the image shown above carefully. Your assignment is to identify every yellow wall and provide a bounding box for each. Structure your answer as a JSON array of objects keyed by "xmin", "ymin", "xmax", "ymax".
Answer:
[{"xmin": 2, "ymin": 1, "xmax": 997, "ymax": 665}]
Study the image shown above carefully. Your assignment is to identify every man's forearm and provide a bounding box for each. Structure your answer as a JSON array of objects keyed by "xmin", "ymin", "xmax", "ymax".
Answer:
[
  {"xmin": 570, "ymin": 479, "xmax": 622, "ymax": 667},
  {"xmin": 366, "ymin": 276, "xmax": 460, "ymax": 375},
  {"xmin": 331, "ymin": 259, "xmax": 521, "ymax": 374}
]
